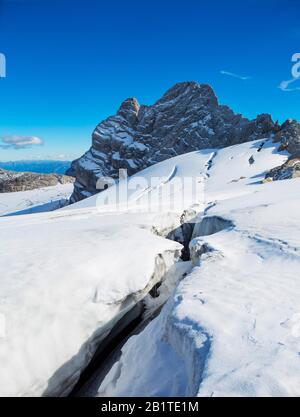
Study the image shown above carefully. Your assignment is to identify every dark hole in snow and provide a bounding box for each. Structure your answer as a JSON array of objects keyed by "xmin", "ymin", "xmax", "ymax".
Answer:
[
  {"xmin": 69, "ymin": 303, "xmax": 144, "ymax": 396},
  {"xmin": 70, "ymin": 219, "xmax": 196, "ymax": 396},
  {"xmin": 68, "ymin": 214, "xmax": 234, "ymax": 397},
  {"xmin": 166, "ymin": 222, "xmax": 195, "ymax": 261},
  {"xmin": 149, "ymin": 282, "xmax": 161, "ymax": 298}
]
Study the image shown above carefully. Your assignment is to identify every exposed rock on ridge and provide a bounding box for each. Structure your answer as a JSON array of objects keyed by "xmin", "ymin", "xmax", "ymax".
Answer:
[
  {"xmin": 264, "ymin": 119, "xmax": 300, "ymax": 181},
  {"xmin": 0, "ymin": 169, "xmax": 75, "ymax": 193},
  {"xmin": 274, "ymin": 119, "xmax": 300, "ymax": 155},
  {"xmin": 265, "ymin": 156, "xmax": 300, "ymax": 181}
]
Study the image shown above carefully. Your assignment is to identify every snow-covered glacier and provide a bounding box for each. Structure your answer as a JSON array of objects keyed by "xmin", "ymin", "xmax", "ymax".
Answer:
[
  {"xmin": 0, "ymin": 183, "xmax": 74, "ymax": 217},
  {"xmin": 0, "ymin": 150, "xmax": 211, "ymax": 396},
  {"xmin": 0, "ymin": 209, "xmax": 183, "ymax": 396},
  {"xmin": 97, "ymin": 139, "xmax": 300, "ymax": 397},
  {"xmin": 0, "ymin": 136, "xmax": 299, "ymax": 397}
]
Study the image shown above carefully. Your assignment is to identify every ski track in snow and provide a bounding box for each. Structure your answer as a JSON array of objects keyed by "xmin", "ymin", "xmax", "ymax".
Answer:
[{"xmin": 134, "ymin": 165, "xmax": 178, "ymax": 203}]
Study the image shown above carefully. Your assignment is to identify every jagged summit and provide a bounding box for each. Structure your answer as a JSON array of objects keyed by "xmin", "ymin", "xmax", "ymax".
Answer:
[
  {"xmin": 155, "ymin": 82, "xmax": 219, "ymax": 107},
  {"xmin": 68, "ymin": 81, "xmax": 299, "ymax": 203},
  {"xmin": 274, "ymin": 119, "xmax": 300, "ymax": 154}
]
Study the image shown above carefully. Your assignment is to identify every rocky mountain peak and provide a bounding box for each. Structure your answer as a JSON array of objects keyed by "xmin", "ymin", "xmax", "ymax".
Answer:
[
  {"xmin": 68, "ymin": 81, "xmax": 299, "ymax": 203},
  {"xmin": 156, "ymin": 81, "xmax": 218, "ymax": 109},
  {"xmin": 252, "ymin": 113, "xmax": 279, "ymax": 135}
]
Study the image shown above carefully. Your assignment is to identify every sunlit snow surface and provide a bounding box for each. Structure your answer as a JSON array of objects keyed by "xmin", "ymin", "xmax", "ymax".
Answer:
[
  {"xmin": 0, "ymin": 183, "xmax": 73, "ymax": 216},
  {"xmin": 1, "ymin": 138, "xmax": 299, "ymax": 397},
  {"xmin": 0, "ymin": 150, "xmax": 212, "ymax": 396},
  {"xmin": 97, "ymin": 139, "xmax": 300, "ymax": 397}
]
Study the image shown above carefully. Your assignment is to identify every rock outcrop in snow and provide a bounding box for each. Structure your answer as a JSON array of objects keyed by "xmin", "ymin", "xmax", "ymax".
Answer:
[
  {"xmin": 69, "ymin": 82, "xmax": 280, "ymax": 202},
  {"xmin": 0, "ymin": 168, "xmax": 74, "ymax": 193},
  {"xmin": 274, "ymin": 119, "xmax": 300, "ymax": 155},
  {"xmin": 264, "ymin": 120, "xmax": 300, "ymax": 180},
  {"xmin": 265, "ymin": 155, "xmax": 300, "ymax": 181}
]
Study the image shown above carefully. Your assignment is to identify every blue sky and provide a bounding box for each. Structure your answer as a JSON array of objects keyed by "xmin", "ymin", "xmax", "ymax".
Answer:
[{"xmin": 0, "ymin": 0, "xmax": 299, "ymax": 161}]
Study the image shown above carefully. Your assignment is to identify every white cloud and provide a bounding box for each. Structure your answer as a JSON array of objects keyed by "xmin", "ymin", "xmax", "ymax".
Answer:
[
  {"xmin": 278, "ymin": 77, "xmax": 300, "ymax": 92},
  {"xmin": 220, "ymin": 70, "xmax": 251, "ymax": 81},
  {"xmin": 0, "ymin": 135, "xmax": 44, "ymax": 149}
]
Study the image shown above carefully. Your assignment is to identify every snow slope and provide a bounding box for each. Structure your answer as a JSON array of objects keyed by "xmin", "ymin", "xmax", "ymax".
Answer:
[
  {"xmin": 0, "ymin": 150, "xmax": 214, "ymax": 397},
  {"xmin": 62, "ymin": 149, "xmax": 211, "ymax": 214},
  {"xmin": 0, "ymin": 183, "xmax": 73, "ymax": 216},
  {"xmin": 0, "ymin": 209, "xmax": 183, "ymax": 396},
  {"xmin": 97, "ymin": 139, "xmax": 300, "ymax": 397},
  {"xmin": 0, "ymin": 137, "xmax": 297, "ymax": 397}
]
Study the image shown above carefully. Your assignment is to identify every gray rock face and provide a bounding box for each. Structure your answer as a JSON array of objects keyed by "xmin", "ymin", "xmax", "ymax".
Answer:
[
  {"xmin": 274, "ymin": 119, "xmax": 300, "ymax": 155},
  {"xmin": 264, "ymin": 119, "xmax": 300, "ymax": 182},
  {"xmin": 0, "ymin": 169, "xmax": 75, "ymax": 193},
  {"xmin": 69, "ymin": 81, "xmax": 286, "ymax": 203},
  {"xmin": 265, "ymin": 156, "xmax": 300, "ymax": 181}
]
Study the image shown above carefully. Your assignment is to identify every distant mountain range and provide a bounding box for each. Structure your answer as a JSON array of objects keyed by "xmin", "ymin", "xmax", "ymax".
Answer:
[{"xmin": 0, "ymin": 160, "xmax": 72, "ymax": 175}]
